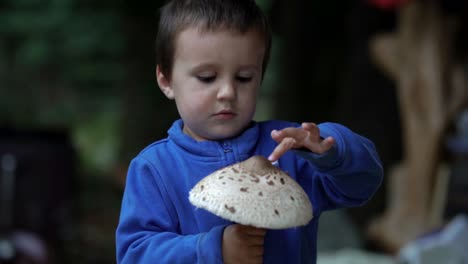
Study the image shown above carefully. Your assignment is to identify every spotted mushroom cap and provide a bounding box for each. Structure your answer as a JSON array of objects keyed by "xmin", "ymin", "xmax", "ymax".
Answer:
[{"xmin": 188, "ymin": 155, "xmax": 313, "ymax": 229}]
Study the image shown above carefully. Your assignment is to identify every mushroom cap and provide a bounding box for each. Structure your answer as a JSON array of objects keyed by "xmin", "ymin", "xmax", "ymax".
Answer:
[{"xmin": 189, "ymin": 155, "xmax": 313, "ymax": 229}]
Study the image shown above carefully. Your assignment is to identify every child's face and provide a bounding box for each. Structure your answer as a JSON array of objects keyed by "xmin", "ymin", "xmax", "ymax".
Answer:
[{"xmin": 157, "ymin": 26, "xmax": 265, "ymax": 141}]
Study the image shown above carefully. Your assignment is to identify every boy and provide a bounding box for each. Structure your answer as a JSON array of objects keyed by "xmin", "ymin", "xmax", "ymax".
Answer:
[{"xmin": 116, "ymin": 0, "xmax": 383, "ymax": 263}]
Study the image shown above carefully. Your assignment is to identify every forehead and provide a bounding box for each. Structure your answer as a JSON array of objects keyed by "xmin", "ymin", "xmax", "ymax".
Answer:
[{"xmin": 173, "ymin": 26, "xmax": 265, "ymax": 65}]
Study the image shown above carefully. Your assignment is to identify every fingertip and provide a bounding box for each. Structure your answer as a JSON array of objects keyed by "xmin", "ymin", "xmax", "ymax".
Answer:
[
  {"xmin": 271, "ymin": 130, "xmax": 284, "ymax": 141},
  {"xmin": 302, "ymin": 122, "xmax": 316, "ymax": 128},
  {"xmin": 326, "ymin": 136, "xmax": 335, "ymax": 146},
  {"xmin": 267, "ymin": 154, "xmax": 276, "ymax": 162}
]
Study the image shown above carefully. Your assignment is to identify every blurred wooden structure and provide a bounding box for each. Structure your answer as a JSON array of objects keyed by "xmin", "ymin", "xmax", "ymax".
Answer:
[{"xmin": 367, "ymin": 0, "xmax": 468, "ymax": 253}]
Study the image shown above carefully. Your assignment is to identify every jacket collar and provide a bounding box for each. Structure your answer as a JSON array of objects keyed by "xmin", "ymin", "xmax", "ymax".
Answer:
[{"xmin": 167, "ymin": 119, "xmax": 259, "ymax": 160}]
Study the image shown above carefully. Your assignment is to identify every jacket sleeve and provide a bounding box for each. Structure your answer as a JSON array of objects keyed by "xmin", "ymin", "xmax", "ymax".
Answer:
[
  {"xmin": 294, "ymin": 122, "xmax": 384, "ymax": 212},
  {"xmin": 115, "ymin": 157, "xmax": 225, "ymax": 264}
]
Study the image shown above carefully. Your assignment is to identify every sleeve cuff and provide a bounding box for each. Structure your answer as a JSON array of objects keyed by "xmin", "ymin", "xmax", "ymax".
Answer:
[{"xmin": 197, "ymin": 224, "xmax": 227, "ymax": 263}]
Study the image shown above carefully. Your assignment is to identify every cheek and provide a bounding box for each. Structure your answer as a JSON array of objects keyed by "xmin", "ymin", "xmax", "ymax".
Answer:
[
  {"xmin": 240, "ymin": 86, "xmax": 260, "ymax": 106},
  {"xmin": 177, "ymin": 92, "xmax": 210, "ymax": 114},
  {"xmin": 173, "ymin": 80, "xmax": 210, "ymax": 111}
]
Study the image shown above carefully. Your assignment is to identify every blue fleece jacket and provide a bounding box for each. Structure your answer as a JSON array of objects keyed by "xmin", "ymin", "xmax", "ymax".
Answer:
[{"xmin": 116, "ymin": 119, "xmax": 383, "ymax": 264}]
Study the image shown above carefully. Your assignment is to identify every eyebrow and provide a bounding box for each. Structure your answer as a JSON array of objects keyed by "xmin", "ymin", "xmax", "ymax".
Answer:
[
  {"xmin": 189, "ymin": 63, "xmax": 261, "ymax": 73},
  {"xmin": 190, "ymin": 63, "xmax": 218, "ymax": 72}
]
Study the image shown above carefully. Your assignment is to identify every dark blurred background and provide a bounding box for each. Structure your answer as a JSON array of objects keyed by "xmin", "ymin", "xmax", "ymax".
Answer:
[{"xmin": 0, "ymin": 0, "xmax": 467, "ymax": 263}]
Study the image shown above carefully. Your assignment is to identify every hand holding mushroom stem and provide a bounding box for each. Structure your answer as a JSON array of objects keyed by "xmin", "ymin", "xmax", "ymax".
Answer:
[
  {"xmin": 268, "ymin": 122, "xmax": 335, "ymax": 162},
  {"xmin": 222, "ymin": 224, "xmax": 266, "ymax": 264}
]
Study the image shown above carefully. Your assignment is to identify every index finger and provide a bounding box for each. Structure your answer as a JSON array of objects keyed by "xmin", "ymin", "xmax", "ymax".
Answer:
[{"xmin": 268, "ymin": 137, "xmax": 295, "ymax": 162}]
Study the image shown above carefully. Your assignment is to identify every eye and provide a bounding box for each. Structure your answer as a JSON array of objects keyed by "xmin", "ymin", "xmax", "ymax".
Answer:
[
  {"xmin": 197, "ymin": 75, "xmax": 216, "ymax": 83},
  {"xmin": 236, "ymin": 76, "xmax": 253, "ymax": 83}
]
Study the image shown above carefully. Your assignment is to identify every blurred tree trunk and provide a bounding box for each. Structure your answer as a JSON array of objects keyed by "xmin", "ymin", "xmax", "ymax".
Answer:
[
  {"xmin": 367, "ymin": 0, "xmax": 468, "ymax": 252},
  {"xmin": 117, "ymin": 0, "xmax": 178, "ymax": 186}
]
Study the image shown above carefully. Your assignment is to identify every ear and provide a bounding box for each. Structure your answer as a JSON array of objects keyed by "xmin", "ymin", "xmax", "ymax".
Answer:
[{"xmin": 156, "ymin": 65, "xmax": 174, "ymax": 99}]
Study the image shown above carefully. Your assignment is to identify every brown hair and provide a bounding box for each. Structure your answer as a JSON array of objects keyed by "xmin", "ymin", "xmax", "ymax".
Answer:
[{"xmin": 156, "ymin": 0, "xmax": 272, "ymax": 80}]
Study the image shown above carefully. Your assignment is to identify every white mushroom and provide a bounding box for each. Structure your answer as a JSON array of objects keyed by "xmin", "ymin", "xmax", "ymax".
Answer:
[{"xmin": 189, "ymin": 155, "xmax": 313, "ymax": 229}]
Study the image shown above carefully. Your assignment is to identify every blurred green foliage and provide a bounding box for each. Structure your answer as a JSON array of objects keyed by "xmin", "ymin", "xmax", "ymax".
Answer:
[
  {"xmin": 0, "ymin": 0, "xmax": 126, "ymax": 173},
  {"xmin": 0, "ymin": 0, "xmax": 124, "ymax": 124}
]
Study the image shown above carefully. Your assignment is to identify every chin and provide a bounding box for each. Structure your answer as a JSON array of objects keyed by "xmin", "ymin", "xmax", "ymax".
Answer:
[
  {"xmin": 194, "ymin": 122, "xmax": 249, "ymax": 141},
  {"xmin": 215, "ymin": 127, "xmax": 246, "ymax": 140}
]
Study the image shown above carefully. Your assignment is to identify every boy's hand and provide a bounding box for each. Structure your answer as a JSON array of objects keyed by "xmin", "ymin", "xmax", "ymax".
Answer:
[
  {"xmin": 222, "ymin": 224, "xmax": 266, "ymax": 264},
  {"xmin": 268, "ymin": 122, "xmax": 335, "ymax": 162}
]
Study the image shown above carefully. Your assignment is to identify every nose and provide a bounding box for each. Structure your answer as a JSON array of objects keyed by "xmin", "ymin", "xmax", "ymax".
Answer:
[{"xmin": 217, "ymin": 80, "xmax": 236, "ymax": 101}]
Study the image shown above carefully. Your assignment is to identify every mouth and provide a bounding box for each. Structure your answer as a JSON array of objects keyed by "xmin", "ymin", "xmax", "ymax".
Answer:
[{"xmin": 213, "ymin": 110, "xmax": 237, "ymax": 120}]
